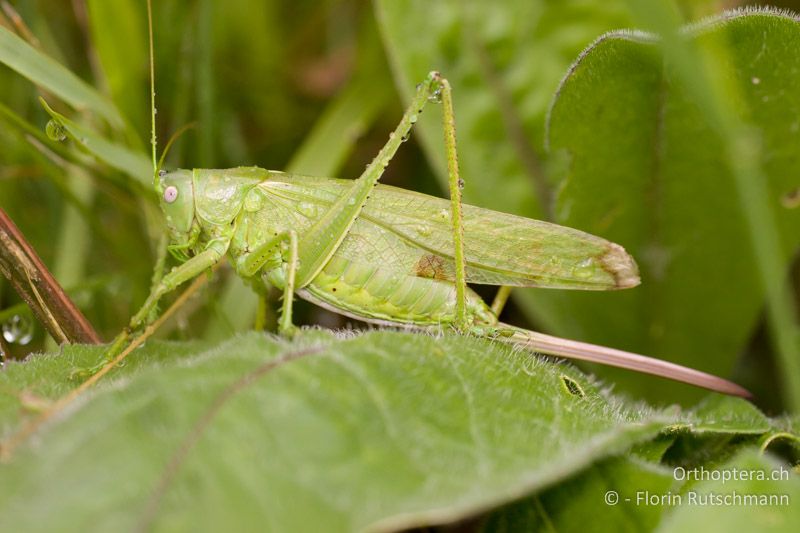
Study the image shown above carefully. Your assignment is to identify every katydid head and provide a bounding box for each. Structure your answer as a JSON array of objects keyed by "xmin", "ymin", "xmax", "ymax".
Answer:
[{"xmin": 158, "ymin": 169, "xmax": 199, "ymax": 257}]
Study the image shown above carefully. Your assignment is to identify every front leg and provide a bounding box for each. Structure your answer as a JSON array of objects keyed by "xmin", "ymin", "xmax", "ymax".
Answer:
[{"xmin": 106, "ymin": 240, "xmax": 228, "ymax": 358}]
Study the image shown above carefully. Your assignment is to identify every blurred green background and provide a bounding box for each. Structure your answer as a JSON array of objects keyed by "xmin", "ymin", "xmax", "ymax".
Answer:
[{"xmin": 1, "ymin": 0, "xmax": 800, "ymax": 411}]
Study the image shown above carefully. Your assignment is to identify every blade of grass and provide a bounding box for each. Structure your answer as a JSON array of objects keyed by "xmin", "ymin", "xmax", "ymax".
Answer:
[
  {"xmin": 40, "ymin": 98, "xmax": 152, "ymax": 189},
  {"xmin": 45, "ymin": 167, "xmax": 94, "ymax": 352},
  {"xmin": 0, "ymin": 25, "xmax": 125, "ymax": 130},
  {"xmin": 85, "ymin": 0, "xmax": 147, "ymax": 139},
  {"xmin": 287, "ymin": 72, "xmax": 391, "ymax": 175},
  {"xmin": 195, "ymin": 0, "xmax": 215, "ymax": 168}
]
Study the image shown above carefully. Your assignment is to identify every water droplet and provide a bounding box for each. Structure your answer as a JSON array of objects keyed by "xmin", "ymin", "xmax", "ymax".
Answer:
[
  {"xmin": 2, "ymin": 315, "xmax": 34, "ymax": 345},
  {"xmin": 415, "ymin": 224, "xmax": 432, "ymax": 236},
  {"xmin": 244, "ymin": 193, "xmax": 263, "ymax": 212},
  {"xmin": 751, "ymin": 76, "xmax": 761, "ymax": 85},
  {"xmin": 428, "ymin": 87, "xmax": 443, "ymax": 103},
  {"xmin": 45, "ymin": 120, "xmax": 67, "ymax": 142},
  {"xmin": 409, "ymin": 114, "xmax": 418, "ymax": 124},
  {"xmin": 571, "ymin": 258, "xmax": 595, "ymax": 279},
  {"xmin": 434, "ymin": 209, "xmax": 449, "ymax": 221},
  {"xmin": 401, "ymin": 133, "xmax": 410, "ymax": 142},
  {"xmin": 457, "ymin": 178, "xmax": 464, "ymax": 189}
]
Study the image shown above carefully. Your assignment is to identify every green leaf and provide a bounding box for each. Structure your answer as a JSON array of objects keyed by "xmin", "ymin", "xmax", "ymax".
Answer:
[
  {"xmin": 0, "ymin": 25, "xmax": 125, "ymax": 130},
  {"xmin": 481, "ymin": 457, "xmax": 674, "ymax": 532},
  {"xmin": 682, "ymin": 395, "xmax": 771, "ymax": 434},
  {"xmin": 1, "ymin": 331, "xmax": 674, "ymax": 532},
  {"xmin": 538, "ymin": 10, "xmax": 800, "ymax": 399},
  {"xmin": 86, "ymin": 0, "xmax": 148, "ymax": 138}
]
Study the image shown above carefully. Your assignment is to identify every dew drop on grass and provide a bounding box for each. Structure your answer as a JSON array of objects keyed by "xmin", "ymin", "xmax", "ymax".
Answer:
[
  {"xmin": 244, "ymin": 192, "xmax": 263, "ymax": 212},
  {"xmin": 2, "ymin": 314, "xmax": 34, "ymax": 345},
  {"xmin": 571, "ymin": 258, "xmax": 595, "ymax": 279},
  {"xmin": 45, "ymin": 120, "xmax": 67, "ymax": 142},
  {"xmin": 415, "ymin": 224, "xmax": 432, "ymax": 237}
]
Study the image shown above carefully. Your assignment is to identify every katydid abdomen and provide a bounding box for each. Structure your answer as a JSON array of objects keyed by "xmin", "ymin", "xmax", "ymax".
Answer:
[{"xmin": 297, "ymin": 256, "xmax": 496, "ymax": 327}]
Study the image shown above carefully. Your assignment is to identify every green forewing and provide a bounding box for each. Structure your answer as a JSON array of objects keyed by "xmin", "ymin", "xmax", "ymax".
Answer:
[{"xmin": 259, "ymin": 173, "xmax": 639, "ymax": 290}]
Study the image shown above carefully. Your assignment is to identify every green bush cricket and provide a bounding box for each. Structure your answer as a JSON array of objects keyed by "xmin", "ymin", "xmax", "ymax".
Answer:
[{"xmin": 106, "ymin": 1, "xmax": 749, "ymax": 398}]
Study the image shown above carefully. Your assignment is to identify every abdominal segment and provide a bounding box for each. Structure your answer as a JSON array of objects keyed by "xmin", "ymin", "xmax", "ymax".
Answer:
[{"xmin": 298, "ymin": 255, "xmax": 496, "ymax": 327}]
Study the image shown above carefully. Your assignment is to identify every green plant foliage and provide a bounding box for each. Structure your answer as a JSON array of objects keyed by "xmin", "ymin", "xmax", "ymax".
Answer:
[
  {"xmin": 481, "ymin": 457, "xmax": 675, "ymax": 532},
  {"xmin": 0, "ymin": 2, "xmax": 799, "ymax": 530},
  {"xmin": 41, "ymin": 99, "xmax": 151, "ymax": 187},
  {"xmin": 0, "ymin": 25, "xmax": 124, "ymax": 129},
  {"xmin": 659, "ymin": 449, "xmax": 800, "ymax": 532},
  {"xmin": 0, "ymin": 331, "xmax": 791, "ymax": 531}
]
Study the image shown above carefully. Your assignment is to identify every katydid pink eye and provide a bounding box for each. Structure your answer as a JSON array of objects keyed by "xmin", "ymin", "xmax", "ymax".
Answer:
[{"xmin": 164, "ymin": 185, "xmax": 178, "ymax": 203}]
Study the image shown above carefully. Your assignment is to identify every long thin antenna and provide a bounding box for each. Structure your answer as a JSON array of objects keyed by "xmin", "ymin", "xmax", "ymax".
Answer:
[{"xmin": 147, "ymin": 0, "xmax": 157, "ymax": 184}]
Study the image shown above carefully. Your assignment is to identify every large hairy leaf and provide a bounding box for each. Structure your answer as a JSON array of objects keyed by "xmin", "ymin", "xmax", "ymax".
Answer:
[{"xmin": 0, "ymin": 331, "xmax": 790, "ymax": 531}]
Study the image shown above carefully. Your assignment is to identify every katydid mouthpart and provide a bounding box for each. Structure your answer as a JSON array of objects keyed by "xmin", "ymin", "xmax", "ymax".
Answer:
[{"xmin": 110, "ymin": 9, "xmax": 750, "ymax": 398}]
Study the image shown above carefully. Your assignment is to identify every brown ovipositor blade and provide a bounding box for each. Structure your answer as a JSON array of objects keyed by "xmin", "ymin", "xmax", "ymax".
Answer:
[{"xmin": 500, "ymin": 324, "xmax": 751, "ymax": 398}]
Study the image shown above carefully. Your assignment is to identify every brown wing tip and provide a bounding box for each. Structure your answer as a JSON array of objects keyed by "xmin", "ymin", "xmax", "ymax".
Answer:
[{"xmin": 601, "ymin": 243, "xmax": 641, "ymax": 289}]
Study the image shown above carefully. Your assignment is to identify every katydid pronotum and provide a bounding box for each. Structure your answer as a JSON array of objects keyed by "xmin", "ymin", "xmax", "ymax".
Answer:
[{"xmin": 103, "ymin": 8, "xmax": 749, "ymax": 398}]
